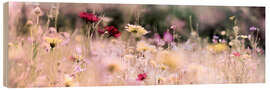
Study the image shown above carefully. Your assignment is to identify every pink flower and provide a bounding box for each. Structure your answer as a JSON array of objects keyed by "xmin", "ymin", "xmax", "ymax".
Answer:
[
  {"xmin": 212, "ymin": 39, "xmax": 218, "ymax": 43},
  {"xmin": 233, "ymin": 52, "xmax": 241, "ymax": 57},
  {"xmin": 163, "ymin": 31, "xmax": 173, "ymax": 43},
  {"xmin": 170, "ymin": 25, "xmax": 176, "ymax": 30},
  {"xmin": 153, "ymin": 33, "xmax": 161, "ymax": 43},
  {"xmin": 79, "ymin": 12, "xmax": 100, "ymax": 23},
  {"xmin": 136, "ymin": 73, "xmax": 147, "ymax": 81},
  {"xmin": 153, "ymin": 33, "xmax": 165, "ymax": 46}
]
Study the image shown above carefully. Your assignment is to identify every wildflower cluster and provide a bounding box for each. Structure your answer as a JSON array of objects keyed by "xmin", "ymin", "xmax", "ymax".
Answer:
[{"xmin": 7, "ymin": 3, "xmax": 265, "ymax": 88}]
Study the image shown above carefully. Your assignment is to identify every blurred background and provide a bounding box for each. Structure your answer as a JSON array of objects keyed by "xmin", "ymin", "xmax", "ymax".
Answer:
[{"xmin": 9, "ymin": 2, "xmax": 265, "ymax": 49}]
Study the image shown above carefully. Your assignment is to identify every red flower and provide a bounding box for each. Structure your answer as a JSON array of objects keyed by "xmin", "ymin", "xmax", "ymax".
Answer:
[
  {"xmin": 79, "ymin": 12, "xmax": 99, "ymax": 23},
  {"xmin": 99, "ymin": 26, "xmax": 121, "ymax": 38},
  {"xmin": 136, "ymin": 73, "xmax": 147, "ymax": 81},
  {"xmin": 233, "ymin": 52, "xmax": 241, "ymax": 57}
]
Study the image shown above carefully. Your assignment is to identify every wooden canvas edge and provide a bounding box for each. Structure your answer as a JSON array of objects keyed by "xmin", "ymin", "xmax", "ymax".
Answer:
[{"xmin": 3, "ymin": 2, "xmax": 9, "ymax": 88}]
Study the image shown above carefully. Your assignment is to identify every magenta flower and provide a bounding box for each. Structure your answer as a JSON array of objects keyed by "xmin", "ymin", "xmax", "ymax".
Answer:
[
  {"xmin": 79, "ymin": 12, "xmax": 100, "ymax": 23},
  {"xmin": 163, "ymin": 31, "xmax": 173, "ymax": 43},
  {"xmin": 136, "ymin": 73, "xmax": 147, "ymax": 81}
]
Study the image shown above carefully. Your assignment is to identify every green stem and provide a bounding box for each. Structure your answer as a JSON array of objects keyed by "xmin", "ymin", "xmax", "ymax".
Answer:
[
  {"xmin": 189, "ymin": 16, "xmax": 194, "ymax": 32},
  {"xmin": 55, "ymin": 4, "xmax": 60, "ymax": 30}
]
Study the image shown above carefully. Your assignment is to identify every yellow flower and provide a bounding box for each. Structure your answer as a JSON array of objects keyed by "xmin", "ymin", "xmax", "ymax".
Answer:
[
  {"xmin": 125, "ymin": 47, "xmax": 135, "ymax": 54},
  {"xmin": 239, "ymin": 35, "xmax": 248, "ymax": 39},
  {"xmin": 124, "ymin": 54, "xmax": 135, "ymax": 61},
  {"xmin": 111, "ymin": 39, "xmax": 117, "ymax": 43},
  {"xmin": 8, "ymin": 42, "xmax": 15, "ymax": 47},
  {"xmin": 185, "ymin": 63, "xmax": 206, "ymax": 82},
  {"xmin": 187, "ymin": 63, "xmax": 205, "ymax": 73},
  {"xmin": 157, "ymin": 77, "xmax": 165, "ymax": 84},
  {"xmin": 242, "ymin": 54, "xmax": 251, "ymax": 60},
  {"xmin": 107, "ymin": 63, "xmax": 121, "ymax": 73},
  {"xmin": 64, "ymin": 74, "xmax": 74, "ymax": 87},
  {"xmin": 160, "ymin": 64, "xmax": 167, "ymax": 71},
  {"xmin": 26, "ymin": 20, "xmax": 33, "ymax": 26},
  {"xmin": 229, "ymin": 16, "xmax": 235, "ymax": 20},
  {"xmin": 157, "ymin": 50, "xmax": 183, "ymax": 70},
  {"xmin": 45, "ymin": 37, "xmax": 62, "ymax": 49},
  {"xmin": 75, "ymin": 35, "xmax": 83, "ymax": 42},
  {"xmin": 191, "ymin": 31, "xmax": 197, "ymax": 37},
  {"xmin": 207, "ymin": 43, "xmax": 229, "ymax": 53},
  {"xmin": 125, "ymin": 24, "xmax": 148, "ymax": 37},
  {"xmin": 105, "ymin": 59, "xmax": 124, "ymax": 73},
  {"xmin": 149, "ymin": 60, "xmax": 157, "ymax": 67},
  {"xmin": 136, "ymin": 41, "xmax": 156, "ymax": 52}
]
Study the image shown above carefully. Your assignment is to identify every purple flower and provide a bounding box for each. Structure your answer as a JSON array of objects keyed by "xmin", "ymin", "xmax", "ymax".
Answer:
[
  {"xmin": 163, "ymin": 31, "xmax": 173, "ymax": 43},
  {"xmin": 249, "ymin": 26, "xmax": 257, "ymax": 31},
  {"xmin": 221, "ymin": 39, "xmax": 227, "ymax": 43},
  {"xmin": 213, "ymin": 35, "xmax": 219, "ymax": 39}
]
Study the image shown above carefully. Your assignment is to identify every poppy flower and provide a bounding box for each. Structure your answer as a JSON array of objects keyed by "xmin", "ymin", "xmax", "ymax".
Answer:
[
  {"xmin": 99, "ymin": 26, "xmax": 121, "ymax": 38},
  {"xmin": 136, "ymin": 73, "xmax": 147, "ymax": 81},
  {"xmin": 79, "ymin": 12, "xmax": 100, "ymax": 23}
]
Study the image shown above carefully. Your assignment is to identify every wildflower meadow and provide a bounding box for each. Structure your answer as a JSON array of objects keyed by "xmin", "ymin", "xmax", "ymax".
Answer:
[{"xmin": 5, "ymin": 2, "xmax": 265, "ymax": 87}]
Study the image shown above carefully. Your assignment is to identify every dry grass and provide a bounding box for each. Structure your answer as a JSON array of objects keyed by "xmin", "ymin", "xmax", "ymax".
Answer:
[{"xmin": 6, "ymin": 2, "xmax": 265, "ymax": 88}]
